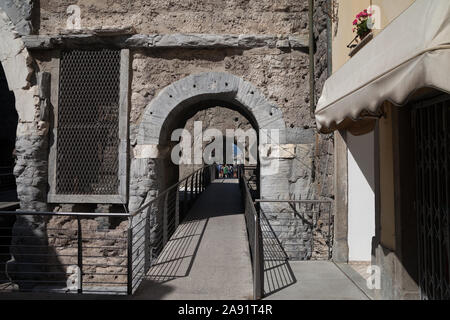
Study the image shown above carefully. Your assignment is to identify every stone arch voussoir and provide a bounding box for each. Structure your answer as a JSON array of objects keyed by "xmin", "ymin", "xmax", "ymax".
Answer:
[
  {"xmin": 130, "ymin": 72, "xmax": 286, "ymax": 211},
  {"xmin": 137, "ymin": 72, "xmax": 286, "ymax": 146}
]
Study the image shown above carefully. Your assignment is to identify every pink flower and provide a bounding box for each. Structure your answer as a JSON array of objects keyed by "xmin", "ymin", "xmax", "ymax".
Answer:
[{"xmin": 353, "ymin": 19, "xmax": 358, "ymax": 25}]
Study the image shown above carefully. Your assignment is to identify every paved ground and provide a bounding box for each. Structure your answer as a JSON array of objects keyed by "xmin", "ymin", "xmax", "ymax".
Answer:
[
  {"xmin": 133, "ymin": 179, "xmax": 254, "ymax": 300},
  {"xmin": 348, "ymin": 261, "xmax": 371, "ymax": 281},
  {"xmin": 263, "ymin": 261, "xmax": 370, "ymax": 300}
]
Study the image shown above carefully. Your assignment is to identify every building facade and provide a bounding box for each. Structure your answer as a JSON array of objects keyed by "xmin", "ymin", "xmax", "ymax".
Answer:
[{"xmin": 317, "ymin": 0, "xmax": 449, "ymax": 300}]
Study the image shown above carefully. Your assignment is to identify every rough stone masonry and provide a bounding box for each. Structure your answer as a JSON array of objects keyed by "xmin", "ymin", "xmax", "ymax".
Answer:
[{"xmin": 0, "ymin": 0, "xmax": 334, "ymax": 288}]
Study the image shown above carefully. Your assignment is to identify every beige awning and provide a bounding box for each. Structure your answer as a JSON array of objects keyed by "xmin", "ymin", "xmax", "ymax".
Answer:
[{"xmin": 315, "ymin": 0, "xmax": 450, "ymax": 133}]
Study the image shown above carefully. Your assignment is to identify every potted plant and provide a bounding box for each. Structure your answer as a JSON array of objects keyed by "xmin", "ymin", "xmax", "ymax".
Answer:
[{"xmin": 353, "ymin": 9, "xmax": 373, "ymax": 41}]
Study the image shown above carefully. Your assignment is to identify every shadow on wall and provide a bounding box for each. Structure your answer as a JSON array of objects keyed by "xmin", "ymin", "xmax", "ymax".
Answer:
[
  {"xmin": 260, "ymin": 210, "xmax": 297, "ymax": 297},
  {"xmin": 3, "ymin": 213, "xmax": 131, "ymax": 295},
  {"xmin": 4, "ymin": 215, "xmax": 67, "ymax": 292},
  {"xmin": 346, "ymin": 131, "xmax": 375, "ymax": 192}
]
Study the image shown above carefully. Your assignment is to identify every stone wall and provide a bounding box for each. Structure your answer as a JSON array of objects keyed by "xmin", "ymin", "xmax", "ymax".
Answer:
[
  {"xmin": 129, "ymin": 46, "xmax": 313, "ymax": 145},
  {"xmin": 38, "ymin": 0, "xmax": 310, "ymax": 35},
  {"xmin": 0, "ymin": 0, "xmax": 34, "ymax": 35},
  {"xmin": 6, "ymin": 214, "xmax": 129, "ymax": 291},
  {"xmin": 312, "ymin": 0, "xmax": 334, "ymax": 201},
  {"xmin": 311, "ymin": 0, "xmax": 334, "ymax": 259},
  {"xmin": 5, "ymin": 0, "xmax": 332, "ymax": 212},
  {"xmin": 0, "ymin": 1, "xmax": 335, "ymax": 284}
]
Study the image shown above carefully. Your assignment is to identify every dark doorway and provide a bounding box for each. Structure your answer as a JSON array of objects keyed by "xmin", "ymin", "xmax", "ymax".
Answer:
[
  {"xmin": 0, "ymin": 63, "xmax": 19, "ymax": 282},
  {"xmin": 0, "ymin": 65, "xmax": 18, "ymax": 202}
]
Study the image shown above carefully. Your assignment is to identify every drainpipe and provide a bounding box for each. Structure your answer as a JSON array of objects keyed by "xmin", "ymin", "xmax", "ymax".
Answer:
[
  {"xmin": 309, "ymin": 0, "xmax": 315, "ymax": 118},
  {"xmin": 327, "ymin": 0, "xmax": 333, "ymax": 77}
]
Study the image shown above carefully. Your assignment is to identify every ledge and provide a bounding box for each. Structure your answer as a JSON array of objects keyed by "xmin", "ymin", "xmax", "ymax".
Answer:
[
  {"xmin": 349, "ymin": 33, "xmax": 373, "ymax": 57},
  {"xmin": 22, "ymin": 33, "xmax": 309, "ymax": 51}
]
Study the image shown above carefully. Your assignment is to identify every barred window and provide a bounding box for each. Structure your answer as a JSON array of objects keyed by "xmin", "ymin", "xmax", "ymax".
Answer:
[{"xmin": 48, "ymin": 49, "xmax": 129, "ymax": 203}]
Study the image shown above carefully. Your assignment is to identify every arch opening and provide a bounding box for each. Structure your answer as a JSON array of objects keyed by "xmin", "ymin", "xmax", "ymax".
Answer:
[
  {"xmin": 0, "ymin": 64, "xmax": 18, "ymax": 202},
  {"xmin": 159, "ymin": 98, "xmax": 260, "ymax": 147},
  {"xmin": 169, "ymin": 103, "xmax": 259, "ymax": 188},
  {"xmin": 130, "ymin": 72, "xmax": 285, "ymax": 213}
]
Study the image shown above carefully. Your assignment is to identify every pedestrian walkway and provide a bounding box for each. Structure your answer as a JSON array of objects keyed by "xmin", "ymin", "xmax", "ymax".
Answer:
[
  {"xmin": 133, "ymin": 179, "xmax": 253, "ymax": 300},
  {"xmin": 264, "ymin": 261, "xmax": 370, "ymax": 300}
]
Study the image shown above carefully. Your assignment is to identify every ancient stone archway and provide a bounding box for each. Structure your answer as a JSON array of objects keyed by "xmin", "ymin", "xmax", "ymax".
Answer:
[{"xmin": 129, "ymin": 72, "xmax": 287, "ymax": 211}]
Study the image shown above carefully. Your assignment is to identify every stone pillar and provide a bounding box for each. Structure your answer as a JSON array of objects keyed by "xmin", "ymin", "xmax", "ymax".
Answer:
[{"xmin": 129, "ymin": 144, "xmax": 173, "ymax": 279}]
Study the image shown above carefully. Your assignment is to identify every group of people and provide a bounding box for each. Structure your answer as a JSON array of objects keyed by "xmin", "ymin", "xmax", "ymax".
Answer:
[{"xmin": 216, "ymin": 164, "xmax": 237, "ymax": 179}]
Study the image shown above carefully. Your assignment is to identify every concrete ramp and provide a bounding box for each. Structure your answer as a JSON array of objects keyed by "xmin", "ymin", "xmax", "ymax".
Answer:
[{"xmin": 134, "ymin": 179, "xmax": 254, "ymax": 300}]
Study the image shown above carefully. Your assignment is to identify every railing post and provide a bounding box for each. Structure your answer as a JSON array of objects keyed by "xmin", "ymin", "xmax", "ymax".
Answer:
[
  {"xmin": 190, "ymin": 175, "xmax": 194, "ymax": 205},
  {"xmin": 127, "ymin": 219, "xmax": 133, "ymax": 295},
  {"xmin": 210, "ymin": 165, "xmax": 213, "ymax": 184},
  {"xmin": 311, "ymin": 203, "xmax": 315, "ymax": 259},
  {"xmin": 184, "ymin": 179, "xmax": 188, "ymax": 215},
  {"xmin": 202, "ymin": 169, "xmax": 205, "ymax": 190},
  {"xmin": 195, "ymin": 171, "xmax": 199, "ymax": 196},
  {"xmin": 255, "ymin": 206, "xmax": 264, "ymax": 299},
  {"xmin": 195, "ymin": 172, "xmax": 199, "ymax": 199},
  {"xmin": 175, "ymin": 186, "xmax": 180, "ymax": 229},
  {"xmin": 163, "ymin": 192, "xmax": 169, "ymax": 246},
  {"xmin": 77, "ymin": 216, "xmax": 83, "ymax": 294},
  {"xmin": 253, "ymin": 208, "xmax": 264, "ymax": 300},
  {"xmin": 328, "ymin": 203, "xmax": 333, "ymax": 260}
]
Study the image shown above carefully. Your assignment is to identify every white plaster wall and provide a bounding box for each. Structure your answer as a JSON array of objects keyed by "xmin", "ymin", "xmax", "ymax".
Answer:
[{"xmin": 347, "ymin": 131, "xmax": 375, "ymax": 261}]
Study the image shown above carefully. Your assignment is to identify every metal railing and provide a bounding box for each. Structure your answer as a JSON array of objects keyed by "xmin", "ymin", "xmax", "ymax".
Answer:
[
  {"xmin": 127, "ymin": 164, "xmax": 215, "ymax": 294},
  {"xmin": 0, "ymin": 165, "xmax": 215, "ymax": 295},
  {"xmin": 237, "ymin": 166, "xmax": 333, "ymax": 298},
  {"xmin": 0, "ymin": 211, "xmax": 130, "ymax": 294},
  {"xmin": 255, "ymin": 199, "xmax": 334, "ymax": 260},
  {"xmin": 238, "ymin": 165, "xmax": 264, "ymax": 300}
]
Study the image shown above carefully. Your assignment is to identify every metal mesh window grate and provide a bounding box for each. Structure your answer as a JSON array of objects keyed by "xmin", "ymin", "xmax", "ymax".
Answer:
[{"xmin": 56, "ymin": 50, "xmax": 121, "ymax": 195}]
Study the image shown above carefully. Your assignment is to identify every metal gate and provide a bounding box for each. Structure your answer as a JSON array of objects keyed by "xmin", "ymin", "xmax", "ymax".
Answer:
[{"xmin": 413, "ymin": 94, "xmax": 450, "ymax": 300}]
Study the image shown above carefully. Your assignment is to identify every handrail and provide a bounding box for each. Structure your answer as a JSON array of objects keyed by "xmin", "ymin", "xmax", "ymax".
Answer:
[
  {"xmin": 255, "ymin": 199, "xmax": 332, "ymax": 203},
  {"xmin": 257, "ymin": 197, "xmax": 334, "ymax": 261},
  {"xmin": 238, "ymin": 165, "xmax": 264, "ymax": 300},
  {"xmin": 0, "ymin": 210, "xmax": 130, "ymax": 217},
  {"xmin": 130, "ymin": 164, "xmax": 214, "ymax": 217},
  {"xmin": 127, "ymin": 164, "xmax": 215, "ymax": 294}
]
